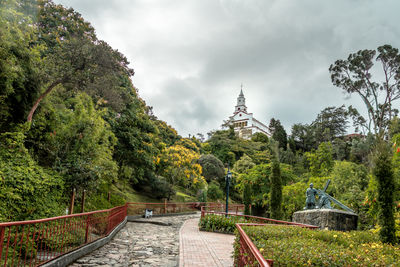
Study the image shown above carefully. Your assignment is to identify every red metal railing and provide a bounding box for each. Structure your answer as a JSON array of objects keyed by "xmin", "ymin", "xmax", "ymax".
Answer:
[
  {"xmin": 200, "ymin": 204, "xmax": 246, "ymax": 216},
  {"xmin": 0, "ymin": 201, "xmax": 244, "ymax": 266},
  {"xmin": 236, "ymin": 223, "xmax": 272, "ymax": 267},
  {"xmin": 126, "ymin": 202, "xmax": 230, "ymax": 216},
  {"xmin": 0, "ymin": 201, "xmax": 224, "ymax": 266},
  {"xmin": 0, "ymin": 204, "xmax": 127, "ymax": 267}
]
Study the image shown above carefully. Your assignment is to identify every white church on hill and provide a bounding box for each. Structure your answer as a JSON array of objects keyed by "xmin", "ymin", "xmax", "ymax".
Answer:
[{"xmin": 227, "ymin": 87, "xmax": 270, "ymax": 139}]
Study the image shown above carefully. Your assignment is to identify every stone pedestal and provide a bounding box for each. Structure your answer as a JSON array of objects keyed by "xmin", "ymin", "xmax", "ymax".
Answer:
[{"xmin": 292, "ymin": 209, "xmax": 358, "ymax": 231}]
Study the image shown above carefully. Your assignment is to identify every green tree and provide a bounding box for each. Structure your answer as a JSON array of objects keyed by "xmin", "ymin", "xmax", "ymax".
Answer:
[
  {"xmin": 305, "ymin": 142, "xmax": 334, "ymax": 176},
  {"xmin": 233, "ymin": 154, "xmax": 255, "ymax": 174},
  {"xmin": 207, "ymin": 180, "xmax": 224, "ymax": 200},
  {"xmin": 27, "ymin": 1, "xmax": 134, "ymax": 122},
  {"xmin": 291, "ymin": 123, "xmax": 316, "ymax": 152},
  {"xmin": 330, "ymin": 45, "xmax": 400, "ymax": 243},
  {"xmin": 251, "ymin": 132, "xmax": 269, "ymax": 144},
  {"xmin": 110, "ymin": 98, "xmax": 159, "ymax": 186},
  {"xmin": 197, "ymin": 154, "xmax": 225, "ymax": 183},
  {"xmin": 46, "ymin": 93, "xmax": 118, "ymax": 192},
  {"xmin": 243, "ymin": 183, "xmax": 252, "ymax": 215},
  {"xmin": 236, "ymin": 164, "xmax": 271, "ymax": 216},
  {"xmin": 0, "ymin": 0, "xmax": 42, "ymax": 132},
  {"xmin": 312, "ymin": 105, "xmax": 349, "ymax": 143},
  {"xmin": 269, "ymin": 118, "xmax": 287, "ymax": 150},
  {"xmin": 0, "ymin": 127, "xmax": 64, "ymax": 221},
  {"xmin": 269, "ymin": 159, "xmax": 282, "ymax": 219},
  {"xmin": 372, "ymin": 143, "xmax": 397, "ymax": 244},
  {"xmin": 329, "ymin": 45, "xmax": 400, "ymax": 136}
]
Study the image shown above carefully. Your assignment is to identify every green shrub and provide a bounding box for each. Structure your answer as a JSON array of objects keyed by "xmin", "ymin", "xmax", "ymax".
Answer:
[
  {"xmin": 207, "ymin": 180, "xmax": 224, "ymax": 200},
  {"xmin": 0, "ymin": 128, "xmax": 64, "ymax": 222},
  {"xmin": 235, "ymin": 225, "xmax": 400, "ymax": 266},
  {"xmin": 199, "ymin": 214, "xmax": 272, "ymax": 234},
  {"xmin": 199, "ymin": 214, "xmax": 247, "ymax": 234}
]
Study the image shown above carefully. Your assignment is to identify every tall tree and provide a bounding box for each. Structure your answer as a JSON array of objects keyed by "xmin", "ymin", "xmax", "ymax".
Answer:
[
  {"xmin": 269, "ymin": 158, "xmax": 282, "ymax": 219},
  {"xmin": 0, "ymin": 0, "xmax": 41, "ymax": 132},
  {"xmin": 329, "ymin": 45, "xmax": 400, "ymax": 137},
  {"xmin": 372, "ymin": 143, "xmax": 397, "ymax": 244},
  {"xmin": 269, "ymin": 118, "xmax": 287, "ymax": 150},
  {"xmin": 312, "ymin": 105, "xmax": 349, "ymax": 143},
  {"xmin": 290, "ymin": 123, "xmax": 315, "ymax": 151},
  {"xmin": 330, "ymin": 45, "xmax": 400, "ymax": 243},
  {"xmin": 27, "ymin": 0, "xmax": 134, "ymax": 122}
]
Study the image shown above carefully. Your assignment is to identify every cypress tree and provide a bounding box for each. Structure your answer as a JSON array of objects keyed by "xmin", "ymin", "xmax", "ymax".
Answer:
[
  {"xmin": 243, "ymin": 183, "xmax": 252, "ymax": 215},
  {"xmin": 373, "ymin": 143, "xmax": 397, "ymax": 244},
  {"xmin": 269, "ymin": 159, "xmax": 282, "ymax": 219}
]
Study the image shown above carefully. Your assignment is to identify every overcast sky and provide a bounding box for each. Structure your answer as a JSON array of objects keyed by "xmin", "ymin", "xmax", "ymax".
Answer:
[{"xmin": 54, "ymin": 0, "xmax": 400, "ymax": 137}]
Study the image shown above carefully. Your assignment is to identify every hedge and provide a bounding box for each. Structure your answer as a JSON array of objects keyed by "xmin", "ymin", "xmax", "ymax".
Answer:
[{"xmin": 236, "ymin": 225, "xmax": 400, "ymax": 266}]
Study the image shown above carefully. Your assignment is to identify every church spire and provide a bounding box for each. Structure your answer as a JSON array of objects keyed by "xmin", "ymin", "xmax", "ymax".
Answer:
[{"xmin": 235, "ymin": 85, "xmax": 247, "ymax": 113}]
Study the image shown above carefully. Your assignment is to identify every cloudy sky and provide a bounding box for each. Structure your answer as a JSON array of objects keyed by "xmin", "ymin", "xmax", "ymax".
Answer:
[{"xmin": 54, "ymin": 0, "xmax": 400, "ymax": 137}]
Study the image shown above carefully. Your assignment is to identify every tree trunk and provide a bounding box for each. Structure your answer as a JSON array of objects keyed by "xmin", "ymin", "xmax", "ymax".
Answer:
[{"xmin": 27, "ymin": 80, "xmax": 62, "ymax": 122}]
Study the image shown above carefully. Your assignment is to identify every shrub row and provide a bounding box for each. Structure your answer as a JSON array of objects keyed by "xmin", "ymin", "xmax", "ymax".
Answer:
[
  {"xmin": 199, "ymin": 214, "xmax": 248, "ymax": 234},
  {"xmin": 236, "ymin": 225, "xmax": 400, "ymax": 266}
]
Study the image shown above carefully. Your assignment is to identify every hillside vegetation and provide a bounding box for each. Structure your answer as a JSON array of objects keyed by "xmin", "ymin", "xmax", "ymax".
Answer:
[{"xmin": 1, "ymin": 0, "xmax": 399, "ymax": 246}]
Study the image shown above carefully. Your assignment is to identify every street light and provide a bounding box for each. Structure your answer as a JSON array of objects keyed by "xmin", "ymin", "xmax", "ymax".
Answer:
[{"xmin": 225, "ymin": 166, "xmax": 232, "ymax": 217}]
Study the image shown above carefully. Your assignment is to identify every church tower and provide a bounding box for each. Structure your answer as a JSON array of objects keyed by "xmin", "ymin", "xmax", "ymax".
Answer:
[
  {"xmin": 234, "ymin": 85, "xmax": 247, "ymax": 113},
  {"xmin": 228, "ymin": 85, "xmax": 270, "ymax": 139}
]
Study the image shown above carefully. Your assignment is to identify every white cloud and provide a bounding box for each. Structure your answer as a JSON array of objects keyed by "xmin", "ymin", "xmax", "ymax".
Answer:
[{"xmin": 54, "ymin": 0, "xmax": 400, "ymax": 136}]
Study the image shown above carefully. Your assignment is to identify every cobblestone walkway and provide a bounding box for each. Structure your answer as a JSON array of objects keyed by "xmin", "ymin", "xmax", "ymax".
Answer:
[
  {"xmin": 179, "ymin": 218, "xmax": 235, "ymax": 267},
  {"xmin": 69, "ymin": 214, "xmax": 199, "ymax": 267}
]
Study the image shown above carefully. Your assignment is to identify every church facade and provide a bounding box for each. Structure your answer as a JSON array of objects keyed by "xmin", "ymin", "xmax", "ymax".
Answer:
[{"xmin": 227, "ymin": 88, "xmax": 270, "ymax": 139}]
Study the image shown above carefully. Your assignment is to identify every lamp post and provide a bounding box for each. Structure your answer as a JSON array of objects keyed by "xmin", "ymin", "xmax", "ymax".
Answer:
[{"xmin": 225, "ymin": 166, "xmax": 232, "ymax": 217}]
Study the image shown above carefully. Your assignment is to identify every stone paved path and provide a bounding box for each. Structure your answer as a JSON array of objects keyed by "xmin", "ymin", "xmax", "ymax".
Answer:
[
  {"xmin": 179, "ymin": 218, "xmax": 235, "ymax": 267},
  {"xmin": 69, "ymin": 214, "xmax": 199, "ymax": 267},
  {"xmin": 69, "ymin": 213, "xmax": 234, "ymax": 267}
]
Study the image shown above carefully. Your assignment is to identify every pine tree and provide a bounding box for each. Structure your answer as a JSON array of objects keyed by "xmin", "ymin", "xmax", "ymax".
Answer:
[{"xmin": 243, "ymin": 183, "xmax": 252, "ymax": 215}]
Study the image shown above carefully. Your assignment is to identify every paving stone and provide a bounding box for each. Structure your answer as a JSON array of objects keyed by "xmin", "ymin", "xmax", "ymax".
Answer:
[{"xmin": 69, "ymin": 214, "xmax": 199, "ymax": 267}]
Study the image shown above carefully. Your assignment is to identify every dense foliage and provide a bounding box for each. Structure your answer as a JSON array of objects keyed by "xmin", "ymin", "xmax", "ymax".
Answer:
[
  {"xmin": 1, "ymin": 0, "xmax": 399, "ymax": 247},
  {"xmin": 0, "ymin": 0, "xmax": 204, "ymax": 221},
  {"xmin": 236, "ymin": 225, "xmax": 400, "ymax": 266}
]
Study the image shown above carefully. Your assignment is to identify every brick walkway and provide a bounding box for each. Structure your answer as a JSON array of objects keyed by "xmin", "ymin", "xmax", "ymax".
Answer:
[{"xmin": 179, "ymin": 218, "xmax": 235, "ymax": 267}]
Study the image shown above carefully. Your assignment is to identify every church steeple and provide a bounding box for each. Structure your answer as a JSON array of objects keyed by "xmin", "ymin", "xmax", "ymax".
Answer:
[{"xmin": 235, "ymin": 84, "xmax": 247, "ymax": 113}]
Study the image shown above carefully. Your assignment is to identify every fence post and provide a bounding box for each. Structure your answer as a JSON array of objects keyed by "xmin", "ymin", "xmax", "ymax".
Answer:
[
  {"xmin": 236, "ymin": 205, "xmax": 238, "ymax": 215},
  {"xmin": 201, "ymin": 206, "xmax": 204, "ymax": 218},
  {"xmin": 164, "ymin": 199, "xmax": 167, "ymax": 214},
  {"xmin": 0, "ymin": 226, "xmax": 5, "ymax": 263},
  {"xmin": 69, "ymin": 188, "xmax": 76, "ymax": 215}
]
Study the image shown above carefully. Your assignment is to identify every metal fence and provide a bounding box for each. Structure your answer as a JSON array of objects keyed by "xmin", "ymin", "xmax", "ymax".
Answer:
[
  {"xmin": 0, "ymin": 201, "xmax": 221, "ymax": 266},
  {"xmin": 236, "ymin": 223, "xmax": 273, "ymax": 267},
  {"xmin": 0, "ymin": 205, "xmax": 127, "ymax": 267},
  {"xmin": 200, "ymin": 204, "xmax": 246, "ymax": 217},
  {"xmin": 126, "ymin": 201, "xmax": 211, "ymax": 215}
]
